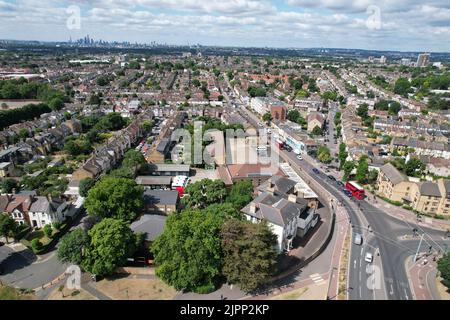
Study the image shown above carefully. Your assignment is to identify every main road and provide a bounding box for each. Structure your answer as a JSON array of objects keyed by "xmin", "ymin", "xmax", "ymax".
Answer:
[{"xmin": 282, "ymin": 151, "xmax": 450, "ymax": 300}]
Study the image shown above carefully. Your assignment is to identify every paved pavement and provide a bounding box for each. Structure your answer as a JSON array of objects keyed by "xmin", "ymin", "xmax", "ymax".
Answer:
[{"xmin": 406, "ymin": 254, "xmax": 441, "ymax": 300}]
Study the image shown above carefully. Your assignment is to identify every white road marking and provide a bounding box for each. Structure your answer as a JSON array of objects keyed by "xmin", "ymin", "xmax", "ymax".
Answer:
[
  {"xmin": 389, "ymin": 284, "xmax": 394, "ymax": 295},
  {"xmin": 404, "ymin": 289, "xmax": 409, "ymax": 300},
  {"xmin": 354, "ymin": 260, "xmax": 357, "ymax": 269}
]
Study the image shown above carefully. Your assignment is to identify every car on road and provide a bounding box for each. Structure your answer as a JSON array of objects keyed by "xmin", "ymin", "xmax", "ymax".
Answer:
[
  {"xmin": 354, "ymin": 233, "xmax": 363, "ymax": 245},
  {"xmin": 365, "ymin": 252, "xmax": 373, "ymax": 263},
  {"xmin": 0, "ymin": 241, "xmax": 4, "ymax": 247},
  {"xmin": 284, "ymin": 145, "xmax": 292, "ymax": 152},
  {"xmin": 312, "ymin": 168, "xmax": 320, "ymax": 174},
  {"xmin": 344, "ymin": 190, "xmax": 352, "ymax": 197},
  {"xmin": 327, "ymin": 174, "xmax": 336, "ymax": 181},
  {"xmin": 297, "ymin": 155, "xmax": 303, "ymax": 160},
  {"xmin": 337, "ymin": 181, "xmax": 344, "ymax": 188}
]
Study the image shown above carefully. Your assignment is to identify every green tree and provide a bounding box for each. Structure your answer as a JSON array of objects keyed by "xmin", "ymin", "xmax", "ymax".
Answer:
[
  {"xmin": 311, "ymin": 126, "xmax": 323, "ymax": 136},
  {"xmin": 357, "ymin": 103, "xmax": 369, "ymax": 120},
  {"xmin": 338, "ymin": 143, "xmax": 348, "ymax": 169},
  {"xmin": 221, "ymin": 219, "xmax": 278, "ymax": 292},
  {"xmin": 43, "ymin": 224, "xmax": 53, "ymax": 238},
  {"xmin": 0, "ymin": 214, "xmax": 16, "ymax": 244},
  {"xmin": 0, "ymin": 178, "xmax": 19, "ymax": 194},
  {"xmin": 182, "ymin": 179, "xmax": 227, "ymax": 209},
  {"xmin": 57, "ymin": 228, "xmax": 90, "ymax": 265},
  {"xmin": 262, "ymin": 112, "xmax": 272, "ymax": 122},
  {"xmin": 152, "ymin": 207, "xmax": 230, "ymax": 293},
  {"xmin": 317, "ymin": 145, "xmax": 332, "ymax": 164},
  {"xmin": 31, "ymin": 238, "xmax": 43, "ymax": 252},
  {"xmin": 287, "ymin": 109, "xmax": 306, "ymax": 126},
  {"xmin": 84, "ymin": 176, "xmax": 144, "ymax": 221},
  {"xmin": 342, "ymin": 161, "xmax": 355, "ymax": 181},
  {"xmin": 437, "ymin": 253, "xmax": 450, "ymax": 283},
  {"xmin": 82, "ymin": 218, "xmax": 137, "ymax": 276},
  {"xmin": 405, "ymin": 158, "xmax": 425, "ymax": 177},
  {"xmin": 355, "ymin": 156, "xmax": 369, "ymax": 183},
  {"xmin": 227, "ymin": 180, "xmax": 254, "ymax": 210},
  {"xmin": 79, "ymin": 177, "xmax": 96, "ymax": 198},
  {"xmin": 48, "ymin": 97, "xmax": 64, "ymax": 111},
  {"xmin": 394, "ymin": 77, "xmax": 412, "ymax": 97},
  {"xmin": 368, "ymin": 170, "xmax": 379, "ymax": 184},
  {"xmin": 122, "ymin": 149, "xmax": 146, "ymax": 176}
]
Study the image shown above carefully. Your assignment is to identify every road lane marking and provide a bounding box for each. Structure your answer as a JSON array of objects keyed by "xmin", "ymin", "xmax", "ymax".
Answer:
[
  {"xmin": 354, "ymin": 260, "xmax": 356, "ymax": 269},
  {"xmin": 389, "ymin": 284, "xmax": 394, "ymax": 295}
]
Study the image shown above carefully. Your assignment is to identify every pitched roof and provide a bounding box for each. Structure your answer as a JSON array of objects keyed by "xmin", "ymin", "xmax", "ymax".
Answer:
[
  {"xmin": 241, "ymin": 192, "xmax": 307, "ymax": 227},
  {"xmin": 418, "ymin": 181, "xmax": 442, "ymax": 197},
  {"xmin": 143, "ymin": 190, "xmax": 179, "ymax": 206},
  {"xmin": 380, "ymin": 163, "xmax": 407, "ymax": 185},
  {"xmin": 130, "ymin": 214, "xmax": 167, "ymax": 241}
]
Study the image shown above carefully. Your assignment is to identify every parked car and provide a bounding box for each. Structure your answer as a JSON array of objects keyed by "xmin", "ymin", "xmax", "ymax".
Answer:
[
  {"xmin": 0, "ymin": 241, "xmax": 4, "ymax": 247},
  {"xmin": 297, "ymin": 155, "xmax": 303, "ymax": 160},
  {"xmin": 344, "ymin": 190, "xmax": 352, "ymax": 197},
  {"xmin": 312, "ymin": 168, "xmax": 320, "ymax": 174},
  {"xmin": 337, "ymin": 181, "xmax": 345, "ymax": 187},
  {"xmin": 354, "ymin": 233, "xmax": 363, "ymax": 245},
  {"xmin": 365, "ymin": 252, "xmax": 373, "ymax": 263}
]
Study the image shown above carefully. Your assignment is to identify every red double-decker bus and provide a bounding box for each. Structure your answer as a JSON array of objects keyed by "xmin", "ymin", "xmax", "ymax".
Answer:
[{"xmin": 345, "ymin": 181, "xmax": 365, "ymax": 200}]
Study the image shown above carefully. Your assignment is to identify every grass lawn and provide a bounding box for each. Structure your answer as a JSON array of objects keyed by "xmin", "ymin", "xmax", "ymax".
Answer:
[
  {"xmin": 435, "ymin": 277, "xmax": 450, "ymax": 300},
  {"xmin": 21, "ymin": 230, "xmax": 52, "ymax": 247},
  {"xmin": 47, "ymin": 285, "xmax": 96, "ymax": 300},
  {"xmin": 95, "ymin": 275, "xmax": 177, "ymax": 300},
  {"xmin": 0, "ymin": 285, "xmax": 35, "ymax": 300},
  {"xmin": 270, "ymin": 287, "xmax": 309, "ymax": 300}
]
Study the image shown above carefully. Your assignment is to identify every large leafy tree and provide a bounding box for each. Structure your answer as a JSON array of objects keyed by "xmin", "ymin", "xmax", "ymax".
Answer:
[
  {"xmin": 221, "ymin": 219, "xmax": 278, "ymax": 293},
  {"xmin": 342, "ymin": 161, "xmax": 355, "ymax": 181},
  {"xmin": 227, "ymin": 180, "xmax": 254, "ymax": 210},
  {"xmin": 82, "ymin": 218, "xmax": 136, "ymax": 276},
  {"xmin": 122, "ymin": 149, "xmax": 147, "ymax": 176},
  {"xmin": 262, "ymin": 112, "xmax": 272, "ymax": 122},
  {"xmin": 338, "ymin": 143, "xmax": 348, "ymax": 170},
  {"xmin": 152, "ymin": 205, "xmax": 238, "ymax": 293},
  {"xmin": 79, "ymin": 177, "xmax": 95, "ymax": 198},
  {"xmin": 57, "ymin": 228, "xmax": 90, "ymax": 265},
  {"xmin": 0, "ymin": 178, "xmax": 19, "ymax": 194},
  {"xmin": 437, "ymin": 253, "xmax": 450, "ymax": 283},
  {"xmin": 182, "ymin": 179, "xmax": 227, "ymax": 209},
  {"xmin": 317, "ymin": 145, "xmax": 332, "ymax": 164},
  {"xmin": 0, "ymin": 214, "xmax": 16, "ymax": 244},
  {"xmin": 84, "ymin": 176, "xmax": 144, "ymax": 221},
  {"xmin": 405, "ymin": 157, "xmax": 425, "ymax": 177},
  {"xmin": 355, "ymin": 156, "xmax": 369, "ymax": 183}
]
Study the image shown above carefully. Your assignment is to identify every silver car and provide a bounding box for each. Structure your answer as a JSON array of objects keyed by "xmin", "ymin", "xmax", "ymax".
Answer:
[{"xmin": 354, "ymin": 233, "xmax": 363, "ymax": 245}]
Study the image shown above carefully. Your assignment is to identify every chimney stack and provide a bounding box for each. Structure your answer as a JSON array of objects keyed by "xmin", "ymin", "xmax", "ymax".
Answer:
[{"xmin": 288, "ymin": 194, "xmax": 297, "ymax": 203}]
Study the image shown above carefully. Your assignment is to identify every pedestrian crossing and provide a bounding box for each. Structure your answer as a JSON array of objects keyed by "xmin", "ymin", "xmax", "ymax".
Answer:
[{"xmin": 309, "ymin": 273, "xmax": 326, "ymax": 285}]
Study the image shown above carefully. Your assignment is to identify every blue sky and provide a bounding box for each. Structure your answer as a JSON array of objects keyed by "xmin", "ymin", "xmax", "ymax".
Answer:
[{"xmin": 0, "ymin": 0, "xmax": 449, "ymax": 51}]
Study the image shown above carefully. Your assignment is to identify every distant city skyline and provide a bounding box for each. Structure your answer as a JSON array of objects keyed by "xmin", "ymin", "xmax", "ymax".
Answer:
[{"xmin": 0, "ymin": 1, "xmax": 450, "ymax": 52}]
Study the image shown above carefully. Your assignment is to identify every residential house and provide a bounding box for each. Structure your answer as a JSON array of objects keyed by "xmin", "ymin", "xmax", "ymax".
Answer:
[
  {"xmin": 307, "ymin": 112, "xmax": 325, "ymax": 133},
  {"xmin": 241, "ymin": 191, "xmax": 318, "ymax": 252}
]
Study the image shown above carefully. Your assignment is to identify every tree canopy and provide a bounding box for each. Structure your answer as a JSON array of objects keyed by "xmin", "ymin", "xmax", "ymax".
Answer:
[
  {"xmin": 226, "ymin": 180, "xmax": 254, "ymax": 210},
  {"xmin": 84, "ymin": 176, "xmax": 144, "ymax": 221},
  {"xmin": 181, "ymin": 179, "xmax": 227, "ymax": 209},
  {"xmin": 152, "ymin": 206, "xmax": 235, "ymax": 293},
  {"xmin": 221, "ymin": 219, "xmax": 278, "ymax": 292},
  {"xmin": 57, "ymin": 228, "xmax": 90, "ymax": 265},
  {"xmin": 82, "ymin": 218, "xmax": 137, "ymax": 276}
]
